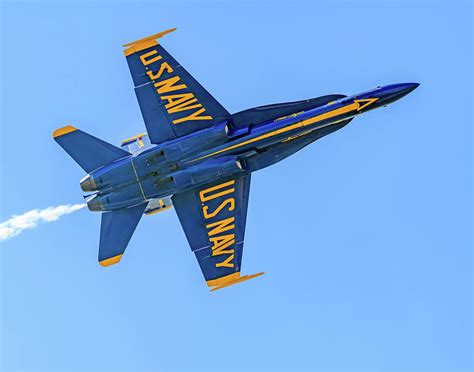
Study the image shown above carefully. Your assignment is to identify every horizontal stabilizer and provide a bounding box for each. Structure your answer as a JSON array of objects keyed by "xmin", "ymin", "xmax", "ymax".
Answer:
[
  {"xmin": 53, "ymin": 126, "xmax": 130, "ymax": 173},
  {"xmin": 99, "ymin": 203, "xmax": 147, "ymax": 266}
]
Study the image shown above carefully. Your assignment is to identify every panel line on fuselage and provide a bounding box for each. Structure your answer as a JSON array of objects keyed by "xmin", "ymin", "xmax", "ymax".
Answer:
[
  {"xmin": 130, "ymin": 158, "xmax": 148, "ymax": 201},
  {"xmin": 191, "ymin": 101, "xmax": 359, "ymax": 162}
]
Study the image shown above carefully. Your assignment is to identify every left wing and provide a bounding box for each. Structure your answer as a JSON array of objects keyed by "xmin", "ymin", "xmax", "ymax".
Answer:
[
  {"xmin": 172, "ymin": 174, "xmax": 263, "ymax": 291},
  {"xmin": 124, "ymin": 28, "xmax": 230, "ymax": 145}
]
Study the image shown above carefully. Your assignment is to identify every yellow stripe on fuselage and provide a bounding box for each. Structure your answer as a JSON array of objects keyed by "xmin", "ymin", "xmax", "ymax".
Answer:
[{"xmin": 194, "ymin": 102, "xmax": 359, "ymax": 161}]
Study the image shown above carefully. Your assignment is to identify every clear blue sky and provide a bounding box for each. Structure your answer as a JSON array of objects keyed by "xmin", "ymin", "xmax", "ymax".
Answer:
[{"xmin": 1, "ymin": 1, "xmax": 472, "ymax": 371}]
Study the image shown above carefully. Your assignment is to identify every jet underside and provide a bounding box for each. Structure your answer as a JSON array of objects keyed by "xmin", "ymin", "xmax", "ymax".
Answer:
[
  {"xmin": 53, "ymin": 28, "xmax": 418, "ymax": 290},
  {"xmin": 86, "ymin": 104, "xmax": 351, "ymax": 211}
]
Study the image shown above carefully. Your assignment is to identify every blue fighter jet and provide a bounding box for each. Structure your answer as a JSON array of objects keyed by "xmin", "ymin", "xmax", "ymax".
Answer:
[{"xmin": 54, "ymin": 28, "xmax": 419, "ymax": 291}]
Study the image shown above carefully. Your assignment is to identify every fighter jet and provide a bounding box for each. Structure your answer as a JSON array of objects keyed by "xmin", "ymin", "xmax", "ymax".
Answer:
[{"xmin": 53, "ymin": 28, "xmax": 419, "ymax": 291}]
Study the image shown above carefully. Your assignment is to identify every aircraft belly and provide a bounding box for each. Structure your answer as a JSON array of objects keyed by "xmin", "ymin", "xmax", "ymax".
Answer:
[
  {"xmin": 118, "ymin": 115, "xmax": 353, "ymax": 203},
  {"xmin": 245, "ymin": 137, "xmax": 319, "ymax": 171},
  {"xmin": 90, "ymin": 160, "xmax": 148, "ymax": 211},
  {"xmin": 243, "ymin": 119, "xmax": 352, "ymax": 172},
  {"xmin": 52, "ymin": 26, "xmax": 420, "ymax": 287},
  {"xmin": 110, "ymin": 186, "xmax": 147, "ymax": 209},
  {"xmin": 140, "ymin": 155, "xmax": 247, "ymax": 200}
]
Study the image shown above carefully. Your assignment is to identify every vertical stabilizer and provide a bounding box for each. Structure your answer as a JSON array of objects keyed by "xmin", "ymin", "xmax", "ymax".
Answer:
[
  {"xmin": 53, "ymin": 126, "xmax": 130, "ymax": 173},
  {"xmin": 98, "ymin": 203, "xmax": 147, "ymax": 266}
]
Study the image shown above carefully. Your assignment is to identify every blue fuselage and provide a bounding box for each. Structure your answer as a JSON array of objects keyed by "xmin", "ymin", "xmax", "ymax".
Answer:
[{"xmin": 84, "ymin": 83, "xmax": 418, "ymax": 211}]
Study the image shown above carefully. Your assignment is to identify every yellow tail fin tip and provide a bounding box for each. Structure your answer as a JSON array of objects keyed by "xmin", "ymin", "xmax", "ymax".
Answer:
[
  {"xmin": 53, "ymin": 125, "xmax": 77, "ymax": 138},
  {"xmin": 99, "ymin": 254, "xmax": 123, "ymax": 267}
]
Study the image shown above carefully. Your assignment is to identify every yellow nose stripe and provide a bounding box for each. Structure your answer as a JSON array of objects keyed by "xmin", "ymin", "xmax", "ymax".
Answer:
[
  {"xmin": 195, "ymin": 101, "xmax": 360, "ymax": 161},
  {"xmin": 354, "ymin": 98, "xmax": 379, "ymax": 111}
]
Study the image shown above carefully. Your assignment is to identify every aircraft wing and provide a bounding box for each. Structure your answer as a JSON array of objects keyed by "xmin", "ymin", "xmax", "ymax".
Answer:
[
  {"xmin": 124, "ymin": 28, "xmax": 230, "ymax": 144},
  {"xmin": 172, "ymin": 174, "xmax": 263, "ymax": 291}
]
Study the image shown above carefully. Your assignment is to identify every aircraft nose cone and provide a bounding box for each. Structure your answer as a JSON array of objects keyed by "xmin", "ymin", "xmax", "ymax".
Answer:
[
  {"xmin": 378, "ymin": 82, "xmax": 420, "ymax": 106},
  {"xmin": 384, "ymin": 82, "xmax": 419, "ymax": 94},
  {"xmin": 399, "ymin": 82, "xmax": 420, "ymax": 95}
]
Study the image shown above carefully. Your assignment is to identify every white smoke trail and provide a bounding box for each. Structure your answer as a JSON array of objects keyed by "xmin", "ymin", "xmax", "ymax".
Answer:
[{"xmin": 0, "ymin": 204, "xmax": 86, "ymax": 241}]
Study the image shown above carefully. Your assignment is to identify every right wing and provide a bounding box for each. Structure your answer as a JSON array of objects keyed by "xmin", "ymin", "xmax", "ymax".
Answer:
[
  {"xmin": 124, "ymin": 28, "xmax": 230, "ymax": 144},
  {"xmin": 172, "ymin": 174, "xmax": 263, "ymax": 291}
]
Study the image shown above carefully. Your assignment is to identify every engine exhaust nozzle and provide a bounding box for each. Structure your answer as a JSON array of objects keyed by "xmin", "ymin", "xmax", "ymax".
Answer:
[{"xmin": 80, "ymin": 174, "xmax": 97, "ymax": 192}]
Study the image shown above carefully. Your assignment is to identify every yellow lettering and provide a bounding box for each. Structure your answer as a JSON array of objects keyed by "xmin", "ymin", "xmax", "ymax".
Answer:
[
  {"xmin": 203, "ymin": 198, "xmax": 235, "ymax": 219},
  {"xmin": 147, "ymin": 62, "xmax": 173, "ymax": 80},
  {"xmin": 216, "ymin": 254, "xmax": 234, "ymax": 268},
  {"xmin": 161, "ymin": 93, "xmax": 194, "ymax": 108},
  {"xmin": 155, "ymin": 76, "xmax": 187, "ymax": 94},
  {"xmin": 161, "ymin": 94, "xmax": 203, "ymax": 114},
  {"xmin": 199, "ymin": 180, "xmax": 235, "ymax": 202},
  {"xmin": 172, "ymin": 108, "xmax": 213, "ymax": 124},
  {"xmin": 210, "ymin": 234, "xmax": 235, "ymax": 256},
  {"xmin": 140, "ymin": 50, "xmax": 162, "ymax": 66},
  {"xmin": 168, "ymin": 99, "xmax": 201, "ymax": 114},
  {"xmin": 206, "ymin": 217, "xmax": 235, "ymax": 236}
]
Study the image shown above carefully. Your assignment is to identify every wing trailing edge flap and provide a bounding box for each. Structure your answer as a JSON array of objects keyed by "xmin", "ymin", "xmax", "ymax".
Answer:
[
  {"xmin": 172, "ymin": 174, "xmax": 264, "ymax": 291},
  {"xmin": 98, "ymin": 203, "xmax": 147, "ymax": 267}
]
